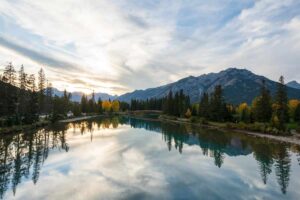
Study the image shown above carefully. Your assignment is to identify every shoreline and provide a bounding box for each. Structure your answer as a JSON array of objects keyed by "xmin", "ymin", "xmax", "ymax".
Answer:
[
  {"xmin": 59, "ymin": 115, "xmax": 101, "ymax": 123},
  {"xmin": 125, "ymin": 114, "xmax": 300, "ymax": 146},
  {"xmin": 159, "ymin": 117, "xmax": 300, "ymax": 145},
  {"xmin": 1, "ymin": 113, "xmax": 299, "ymax": 145}
]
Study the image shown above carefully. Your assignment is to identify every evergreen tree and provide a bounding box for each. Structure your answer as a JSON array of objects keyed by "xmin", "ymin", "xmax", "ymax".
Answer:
[
  {"xmin": 81, "ymin": 94, "xmax": 88, "ymax": 113},
  {"xmin": 88, "ymin": 91, "xmax": 96, "ymax": 113},
  {"xmin": 2, "ymin": 62, "xmax": 16, "ymax": 86},
  {"xmin": 63, "ymin": 90, "xmax": 71, "ymax": 114},
  {"xmin": 274, "ymin": 76, "xmax": 289, "ymax": 130},
  {"xmin": 38, "ymin": 68, "xmax": 46, "ymax": 113},
  {"xmin": 198, "ymin": 92, "xmax": 209, "ymax": 118},
  {"xmin": 253, "ymin": 80, "xmax": 272, "ymax": 122},
  {"xmin": 210, "ymin": 85, "xmax": 226, "ymax": 122},
  {"xmin": 167, "ymin": 90, "xmax": 173, "ymax": 115},
  {"xmin": 97, "ymin": 97, "xmax": 103, "ymax": 113},
  {"xmin": 45, "ymin": 81, "xmax": 53, "ymax": 114},
  {"xmin": 18, "ymin": 65, "xmax": 28, "ymax": 119},
  {"xmin": 25, "ymin": 74, "xmax": 38, "ymax": 123}
]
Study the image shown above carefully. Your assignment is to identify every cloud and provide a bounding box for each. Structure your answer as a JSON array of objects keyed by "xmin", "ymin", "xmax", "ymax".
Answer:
[
  {"xmin": 0, "ymin": 36, "xmax": 81, "ymax": 71},
  {"xmin": 0, "ymin": 0, "xmax": 299, "ymax": 94}
]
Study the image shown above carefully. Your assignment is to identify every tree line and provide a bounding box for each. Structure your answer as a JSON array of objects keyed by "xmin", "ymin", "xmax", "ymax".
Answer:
[
  {"xmin": 0, "ymin": 63, "xmax": 49, "ymax": 125},
  {"xmin": 1, "ymin": 62, "xmax": 299, "ymax": 133},
  {"xmin": 0, "ymin": 63, "xmax": 129, "ymax": 127},
  {"xmin": 197, "ymin": 77, "xmax": 300, "ymax": 132}
]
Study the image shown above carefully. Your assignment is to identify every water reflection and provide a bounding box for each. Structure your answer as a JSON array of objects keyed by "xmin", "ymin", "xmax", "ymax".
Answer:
[{"xmin": 0, "ymin": 116, "xmax": 299, "ymax": 198}]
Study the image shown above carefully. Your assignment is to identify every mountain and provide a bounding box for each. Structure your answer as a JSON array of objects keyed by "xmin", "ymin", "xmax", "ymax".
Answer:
[
  {"xmin": 287, "ymin": 81, "xmax": 300, "ymax": 89},
  {"xmin": 118, "ymin": 68, "xmax": 300, "ymax": 105},
  {"xmin": 52, "ymin": 88, "xmax": 118, "ymax": 102}
]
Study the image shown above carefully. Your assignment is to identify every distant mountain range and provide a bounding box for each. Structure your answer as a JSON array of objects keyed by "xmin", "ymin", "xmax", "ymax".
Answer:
[
  {"xmin": 287, "ymin": 81, "xmax": 300, "ymax": 89},
  {"xmin": 52, "ymin": 88, "xmax": 118, "ymax": 102},
  {"xmin": 1, "ymin": 67, "xmax": 300, "ymax": 105},
  {"xmin": 117, "ymin": 68, "xmax": 300, "ymax": 105}
]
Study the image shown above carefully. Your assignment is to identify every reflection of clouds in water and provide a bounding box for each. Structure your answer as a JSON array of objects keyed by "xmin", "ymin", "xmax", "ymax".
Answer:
[{"xmin": 3, "ymin": 120, "xmax": 300, "ymax": 200}]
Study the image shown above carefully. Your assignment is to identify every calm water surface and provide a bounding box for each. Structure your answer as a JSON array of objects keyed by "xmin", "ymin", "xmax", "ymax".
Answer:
[{"xmin": 1, "ymin": 117, "xmax": 300, "ymax": 199}]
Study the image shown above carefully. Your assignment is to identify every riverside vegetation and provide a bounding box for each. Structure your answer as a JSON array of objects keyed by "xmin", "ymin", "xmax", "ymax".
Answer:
[{"xmin": 1, "ymin": 63, "xmax": 300, "ymax": 136}]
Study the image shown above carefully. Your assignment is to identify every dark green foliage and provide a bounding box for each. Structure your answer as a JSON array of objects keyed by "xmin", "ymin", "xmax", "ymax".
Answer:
[
  {"xmin": 87, "ymin": 91, "xmax": 96, "ymax": 113},
  {"xmin": 131, "ymin": 98, "xmax": 164, "ymax": 111},
  {"xmin": 274, "ymin": 76, "xmax": 289, "ymax": 130},
  {"xmin": 72, "ymin": 102, "xmax": 81, "ymax": 116},
  {"xmin": 162, "ymin": 90, "xmax": 190, "ymax": 117},
  {"xmin": 119, "ymin": 101, "xmax": 130, "ymax": 111},
  {"xmin": 80, "ymin": 95, "xmax": 88, "ymax": 113},
  {"xmin": 209, "ymin": 85, "xmax": 231, "ymax": 122},
  {"xmin": 252, "ymin": 80, "xmax": 272, "ymax": 122},
  {"xmin": 198, "ymin": 92, "xmax": 209, "ymax": 119},
  {"xmin": 38, "ymin": 68, "xmax": 46, "ymax": 113},
  {"xmin": 97, "ymin": 97, "xmax": 103, "ymax": 113}
]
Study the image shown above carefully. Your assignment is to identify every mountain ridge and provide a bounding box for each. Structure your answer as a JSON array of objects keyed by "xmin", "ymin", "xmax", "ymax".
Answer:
[
  {"xmin": 287, "ymin": 81, "xmax": 300, "ymax": 89},
  {"xmin": 52, "ymin": 88, "xmax": 118, "ymax": 102},
  {"xmin": 117, "ymin": 68, "xmax": 300, "ymax": 105}
]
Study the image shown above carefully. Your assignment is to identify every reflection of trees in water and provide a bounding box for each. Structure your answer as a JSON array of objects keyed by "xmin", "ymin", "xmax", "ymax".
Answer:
[
  {"xmin": 125, "ymin": 117, "xmax": 297, "ymax": 194},
  {"xmin": 274, "ymin": 145, "xmax": 291, "ymax": 194},
  {"xmin": 253, "ymin": 143, "xmax": 274, "ymax": 184},
  {"xmin": 0, "ymin": 128, "xmax": 69, "ymax": 198},
  {"xmin": 0, "ymin": 117, "xmax": 298, "ymax": 197}
]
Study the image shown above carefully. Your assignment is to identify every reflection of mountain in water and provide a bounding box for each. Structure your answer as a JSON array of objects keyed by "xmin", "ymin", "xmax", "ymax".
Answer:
[{"xmin": 0, "ymin": 117, "xmax": 299, "ymax": 198}]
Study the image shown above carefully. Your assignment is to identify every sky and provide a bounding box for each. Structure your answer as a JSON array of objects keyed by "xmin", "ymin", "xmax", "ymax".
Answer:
[{"xmin": 0, "ymin": 0, "xmax": 300, "ymax": 95}]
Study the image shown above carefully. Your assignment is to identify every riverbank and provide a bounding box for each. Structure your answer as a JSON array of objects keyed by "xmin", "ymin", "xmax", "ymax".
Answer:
[
  {"xmin": 59, "ymin": 115, "xmax": 101, "ymax": 123},
  {"xmin": 0, "ymin": 120, "xmax": 50, "ymax": 134},
  {"xmin": 158, "ymin": 116, "xmax": 300, "ymax": 145},
  {"xmin": 122, "ymin": 113, "xmax": 300, "ymax": 145}
]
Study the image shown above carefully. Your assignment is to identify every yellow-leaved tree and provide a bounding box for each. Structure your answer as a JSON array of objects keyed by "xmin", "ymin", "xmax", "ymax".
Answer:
[
  {"xmin": 111, "ymin": 100, "xmax": 120, "ymax": 112},
  {"xmin": 102, "ymin": 101, "xmax": 112, "ymax": 112},
  {"xmin": 237, "ymin": 102, "xmax": 250, "ymax": 122},
  {"xmin": 288, "ymin": 99, "xmax": 300, "ymax": 120}
]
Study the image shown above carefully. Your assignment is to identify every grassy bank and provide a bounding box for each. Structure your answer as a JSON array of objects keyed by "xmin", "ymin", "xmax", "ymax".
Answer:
[{"xmin": 156, "ymin": 114, "xmax": 300, "ymax": 145}]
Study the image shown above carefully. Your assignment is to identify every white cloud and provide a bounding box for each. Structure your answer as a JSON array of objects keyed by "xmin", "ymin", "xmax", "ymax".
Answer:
[{"xmin": 0, "ymin": 0, "xmax": 299, "ymax": 94}]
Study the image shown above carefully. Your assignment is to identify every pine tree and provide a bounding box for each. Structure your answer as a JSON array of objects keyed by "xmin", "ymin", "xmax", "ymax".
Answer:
[
  {"xmin": 18, "ymin": 65, "xmax": 27, "ymax": 90},
  {"xmin": 210, "ymin": 85, "xmax": 225, "ymax": 121},
  {"xmin": 26, "ymin": 74, "xmax": 38, "ymax": 123},
  {"xmin": 2, "ymin": 63, "xmax": 17, "ymax": 120},
  {"xmin": 2, "ymin": 62, "xmax": 16, "ymax": 86},
  {"xmin": 38, "ymin": 68, "xmax": 46, "ymax": 113},
  {"xmin": 167, "ymin": 90, "xmax": 173, "ymax": 115},
  {"xmin": 63, "ymin": 90, "xmax": 71, "ymax": 114},
  {"xmin": 18, "ymin": 65, "xmax": 28, "ymax": 119},
  {"xmin": 81, "ymin": 94, "xmax": 88, "ymax": 113},
  {"xmin": 97, "ymin": 97, "xmax": 103, "ymax": 113},
  {"xmin": 198, "ymin": 92, "xmax": 209, "ymax": 119},
  {"xmin": 253, "ymin": 80, "xmax": 272, "ymax": 122},
  {"xmin": 45, "ymin": 81, "xmax": 53, "ymax": 114},
  {"xmin": 274, "ymin": 76, "xmax": 289, "ymax": 130}
]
